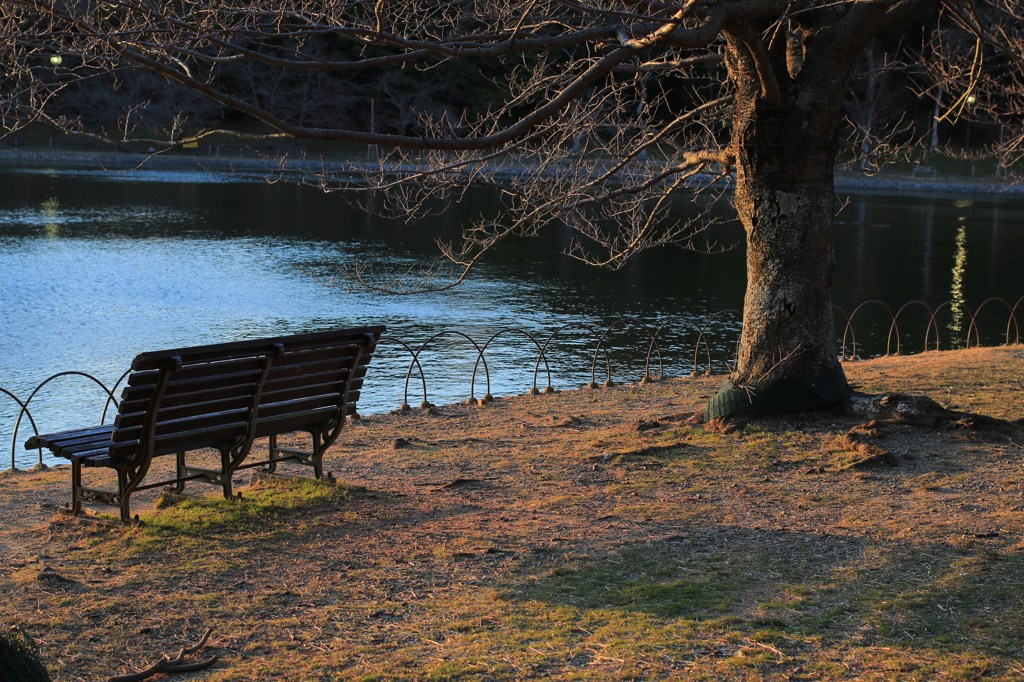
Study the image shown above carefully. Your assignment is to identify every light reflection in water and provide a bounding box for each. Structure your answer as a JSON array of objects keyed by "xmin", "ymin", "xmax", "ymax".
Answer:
[
  {"xmin": 42, "ymin": 197, "xmax": 60, "ymax": 237},
  {"xmin": 948, "ymin": 222, "xmax": 968, "ymax": 347}
]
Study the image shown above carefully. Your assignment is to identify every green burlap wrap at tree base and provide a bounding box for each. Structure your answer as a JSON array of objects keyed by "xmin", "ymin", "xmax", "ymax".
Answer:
[
  {"xmin": 0, "ymin": 626, "xmax": 51, "ymax": 682},
  {"xmin": 705, "ymin": 363, "xmax": 848, "ymax": 420}
]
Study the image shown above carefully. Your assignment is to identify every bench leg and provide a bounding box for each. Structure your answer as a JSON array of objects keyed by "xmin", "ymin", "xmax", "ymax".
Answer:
[
  {"xmin": 168, "ymin": 450, "xmax": 187, "ymax": 493},
  {"xmin": 67, "ymin": 460, "xmax": 83, "ymax": 516},
  {"xmin": 264, "ymin": 435, "xmax": 279, "ymax": 474},
  {"xmin": 311, "ymin": 431, "xmax": 324, "ymax": 479},
  {"xmin": 220, "ymin": 448, "xmax": 235, "ymax": 499},
  {"xmin": 116, "ymin": 468, "xmax": 132, "ymax": 523}
]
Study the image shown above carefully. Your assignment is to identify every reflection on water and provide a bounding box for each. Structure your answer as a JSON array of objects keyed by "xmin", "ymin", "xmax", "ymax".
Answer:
[
  {"xmin": 41, "ymin": 196, "xmax": 59, "ymax": 238},
  {"xmin": 949, "ymin": 223, "xmax": 968, "ymax": 347},
  {"xmin": 1, "ymin": 166, "xmax": 1022, "ymax": 468}
]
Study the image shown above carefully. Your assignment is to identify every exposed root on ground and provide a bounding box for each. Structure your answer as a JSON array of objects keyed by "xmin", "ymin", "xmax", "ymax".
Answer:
[
  {"xmin": 845, "ymin": 392, "xmax": 1022, "ymax": 435},
  {"xmin": 698, "ymin": 390, "xmax": 1021, "ymax": 439}
]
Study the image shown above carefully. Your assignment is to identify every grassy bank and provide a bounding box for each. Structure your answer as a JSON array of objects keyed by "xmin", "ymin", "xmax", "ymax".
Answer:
[{"xmin": 1, "ymin": 346, "xmax": 1022, "ymax": 680}]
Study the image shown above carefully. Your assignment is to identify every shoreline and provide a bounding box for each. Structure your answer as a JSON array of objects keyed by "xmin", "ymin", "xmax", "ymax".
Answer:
[{"xmin": 2, "ymin": 147, "xmax": 1022, "ymax": 197}]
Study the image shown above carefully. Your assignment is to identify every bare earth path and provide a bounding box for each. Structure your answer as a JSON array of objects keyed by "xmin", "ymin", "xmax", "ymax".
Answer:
[{"xmin": 1, "ymin": 347, "xmax": 1022, "ymax": 680}]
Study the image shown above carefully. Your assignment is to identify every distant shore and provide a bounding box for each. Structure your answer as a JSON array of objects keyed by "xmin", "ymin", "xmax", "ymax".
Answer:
[{"xmin": 2, "ymin": 146, "xmax": 1022, "ymax": 197}]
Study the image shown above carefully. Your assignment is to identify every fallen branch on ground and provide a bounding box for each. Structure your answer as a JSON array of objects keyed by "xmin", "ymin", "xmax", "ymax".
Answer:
[{"xmin": 108, "ymin": 627, "xmax": 216, "ymax": 682}]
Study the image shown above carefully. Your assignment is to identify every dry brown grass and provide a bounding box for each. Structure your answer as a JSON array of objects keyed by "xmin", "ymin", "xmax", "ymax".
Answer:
[{"xmin": 1, "ymin": 346, "xmax": 1022, "ymax": 681}]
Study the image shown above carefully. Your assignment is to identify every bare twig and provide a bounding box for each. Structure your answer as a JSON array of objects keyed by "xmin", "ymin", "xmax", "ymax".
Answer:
[{"xmin": 108, "ymin": 627, "xmax": 217, "ymax": 682}]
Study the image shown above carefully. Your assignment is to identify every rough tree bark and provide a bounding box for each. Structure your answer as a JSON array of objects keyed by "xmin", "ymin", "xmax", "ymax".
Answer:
[{"xmin": 706, "ymin": 30, "xmax": 855, "ymax": 419}]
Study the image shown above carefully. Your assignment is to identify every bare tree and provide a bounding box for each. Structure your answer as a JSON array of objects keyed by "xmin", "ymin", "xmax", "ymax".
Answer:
[
  {"xmin": 843, "ymin": 36, "xmax": 915, "ymax": 172},
  {"xmin": 1, "ymin": 0, "xmax": 1021, "ymax": 418},
  {"xmin": 920, "ymin": 4, "xmax": 1024, "ymax": 170}
]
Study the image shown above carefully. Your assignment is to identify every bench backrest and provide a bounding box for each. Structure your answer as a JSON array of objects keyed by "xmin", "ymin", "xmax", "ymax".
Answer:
[{"xmin": 110, "ymin": 326, "xmax": 385, "ymax": 463}]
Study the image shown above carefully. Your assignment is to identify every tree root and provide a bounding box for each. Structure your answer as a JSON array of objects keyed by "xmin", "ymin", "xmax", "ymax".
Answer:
[
  {"xmin": 845, "ymin": 392, "xmax": 1022, "ymax": 435},
  {"xmin": 108, "ymin": 627, "xmax": 216, "ymax": 682},
  {"xmin": 837, "ymin": 429, "xmax": 898, "ymax": 470},
  {"xmin": 693, "ymin": 391, "xmax": 1020, "ymax": 441}
]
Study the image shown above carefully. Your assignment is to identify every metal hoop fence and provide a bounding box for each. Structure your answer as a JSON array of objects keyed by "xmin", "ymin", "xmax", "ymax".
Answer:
[{"xmin": 3, "ymin": 296, "xmax": 1020, "ymax": 470}]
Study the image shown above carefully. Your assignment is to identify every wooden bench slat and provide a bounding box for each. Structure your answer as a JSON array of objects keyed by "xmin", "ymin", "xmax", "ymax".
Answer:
[
  {"xmin": 25, "ymin": 424, "xmax": 115, "ymax": 450},
  {"xmin": 44, "ymin": 433, "xmax": 113, "ymax": 455},
  {"xmin": 260, "ymin": 379, "xmax": 345, "ymax": 402},
  {"xmin": 109, "ymin": 420, "xmax": 251, "ymax": 461},
  {"xmin": 121, "ymin": 374, "xmax": 260, "ymax": 404},
  {"xmin": 253, "ymin": 406, "xmax": 340, "ymax": 438},
  {"xmin": 257, "ymin": 393, "xmax": 348, "ymax": 420},
  {"xmin": 120, "ymin": 356, "xmax": 367, "ymax": 403},
  {"xmin": 263, "ymin": 377, "xmax": 364, "ymax": 400},
  {"xmin": 274, "ymin": 343, "xmax": 368, "ymax": 364},
  {"xmin": 66, "ymin": 445, "xmax": 114, "ymax": 460},
  {"xmin": 80, "ymin": 454, "xmax": 114, "ymax": 467},
  {"xmin": 111, "ymin": 407, "xmax": 252, "ymax": 443},
  {"xmin": 115, "ymin": 394, "xmax": 257, "ymax": 431},
  {"xmin": 118, "ymin": 381, "xmax": 260, "ymax": 414},
  {"xmin": 127, "ymin": 355, "xmax": 269, "ymax": 387},
  {"xmin": 117, "ymin": 366, "xmax": 365, "ymax": 432},
  {"xmin": 129, "ymin": 326, "xmax": 384, "ymax": 370},
  {"xmin": 262, "ymin": 367, "xmax": 366, "ymax": 394},
  {"xmin": 256, "ymin": 401, "xmax": 359, "ymax": 433},
  {"xmin": 265, "ymin": 357, "xmax": 358, "ymax": 381},
  {"xmin": 125, "ymin": 366, "xmax": 264, "ymax": 395}
]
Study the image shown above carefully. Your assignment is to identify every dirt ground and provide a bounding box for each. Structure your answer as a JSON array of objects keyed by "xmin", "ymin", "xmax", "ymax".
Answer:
[{"xmin": 1, "ymin": 346, "xmax": 1022, "ymax": 681}]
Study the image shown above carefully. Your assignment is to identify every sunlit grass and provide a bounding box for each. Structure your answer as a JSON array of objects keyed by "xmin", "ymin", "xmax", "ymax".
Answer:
[{"xmin": 132, "ymin": 476, "xmax": 365, "ymax": 554}]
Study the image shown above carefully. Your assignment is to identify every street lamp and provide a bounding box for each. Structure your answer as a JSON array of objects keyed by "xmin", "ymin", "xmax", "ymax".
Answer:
[
  {"xmin": 47, "ymin": 54, "xmax": 64, "ymax": 149},
  {"xmin": 964, "ymin": 94, "xmax": 976, "ymax": 176}
]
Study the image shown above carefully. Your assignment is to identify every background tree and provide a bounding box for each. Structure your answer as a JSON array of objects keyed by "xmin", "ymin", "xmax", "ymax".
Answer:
[
  {"xmin": 2, "ymin": 0, "xmax": 1021, "ymax": 418},
  {"xmin": 843, "ymin": 34, "xmax": 917, "ymax": 172}
]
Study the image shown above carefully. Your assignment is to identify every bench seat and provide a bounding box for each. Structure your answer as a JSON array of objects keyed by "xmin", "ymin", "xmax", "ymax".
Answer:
[{"xmin": 26, "ymin": 326, "xmax": 384, "ymax": 522}]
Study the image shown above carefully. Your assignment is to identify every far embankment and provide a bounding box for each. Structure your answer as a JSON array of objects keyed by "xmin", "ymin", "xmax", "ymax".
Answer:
[{"xmin": 2, "ymin": 147, "xmax": 1022, "ymax": 196}]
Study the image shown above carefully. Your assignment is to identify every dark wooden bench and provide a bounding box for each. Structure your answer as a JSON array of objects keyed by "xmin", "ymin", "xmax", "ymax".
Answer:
[{"xmin": 25, "ymin": 326, "xmax": 385, "ymax": 522}]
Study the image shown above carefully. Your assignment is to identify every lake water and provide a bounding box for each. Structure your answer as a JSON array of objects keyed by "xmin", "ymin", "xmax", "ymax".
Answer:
[{"xmin": 1, "ymin": 165, "xmax": 1022, "ymax": 468}]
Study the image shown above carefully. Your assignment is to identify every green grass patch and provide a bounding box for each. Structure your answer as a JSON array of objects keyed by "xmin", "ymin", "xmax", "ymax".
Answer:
[
  {"xmin": 132, "ymin": 476, "xmax": 364, "ymax": 551},
  {"xmin": 507, "ymin": 534, "xmax": 847, "ymax": 620}
]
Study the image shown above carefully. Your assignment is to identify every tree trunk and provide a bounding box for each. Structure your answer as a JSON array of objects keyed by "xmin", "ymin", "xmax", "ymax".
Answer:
[{"xmin": 707, "ymin": 37, "xmax": 851, "ymax": 419}]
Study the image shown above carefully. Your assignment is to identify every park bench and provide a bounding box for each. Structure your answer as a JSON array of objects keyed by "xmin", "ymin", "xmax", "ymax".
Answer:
[{"xmin": 25, "ymin": 326, "xmax": 385, "ymax": 522}]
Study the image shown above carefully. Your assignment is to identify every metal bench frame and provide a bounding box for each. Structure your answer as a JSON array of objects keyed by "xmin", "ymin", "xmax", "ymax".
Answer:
[{"xmin": 26, "ymin": 326, "xmax": 384, "ymax": 522}]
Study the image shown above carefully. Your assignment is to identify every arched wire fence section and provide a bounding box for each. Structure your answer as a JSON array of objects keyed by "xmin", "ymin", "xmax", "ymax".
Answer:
[
  {"xmin": 2, "ymin": 387, "xmax": 40, "ymax": 471},
  {"xmin": 966, "ymin": 297, "xmax": 1018, "ymax": 349},
  {"xmin": 8, "ymin": 371, "xmax": 119, "ymax": 470},
  {"xmin": 888, "ymin": 301, "xmax": 940, "ymax": 355},
  {"xmin": 533, "ymin": 323, "xmax": 609, "ymax": 394},
  {"xmin": 591, "ymin": 317, "xmax": 664, "ymax": 388},
  {"xmin": 102, "ymin": 368, "xmax": 134, "ymax": 423},
  {"xmin": 1010, "ymin": 296, "xmax": 1024, "ymax": 345},
  {"xmin": 841, "ymin": 300, "xmax": 895, "ymax": 361},
  {"xmin": 376, "ymin": 336, "xmax": 429, "ymax": 411},
  {"xmin": 470, "ymin": 328, "xmax": 551, "ymax": 400},
  {"xmin": 926, "ymin": 300, "xmax": 954, "ymax": 351},
  {"xmin": 401, "ymin": 331, "xmax": 490, "ymax": 410},
  {"xmin": 692, "ymin": 310, "xmax": 742, "ymax": 375},
  {"xmin": 2, "ymin": 297, "xmax": 1020, "ymax": 470},
  {"xmin": 648, "ymin": 321, "xmax": 677, "ymax": 381}
]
